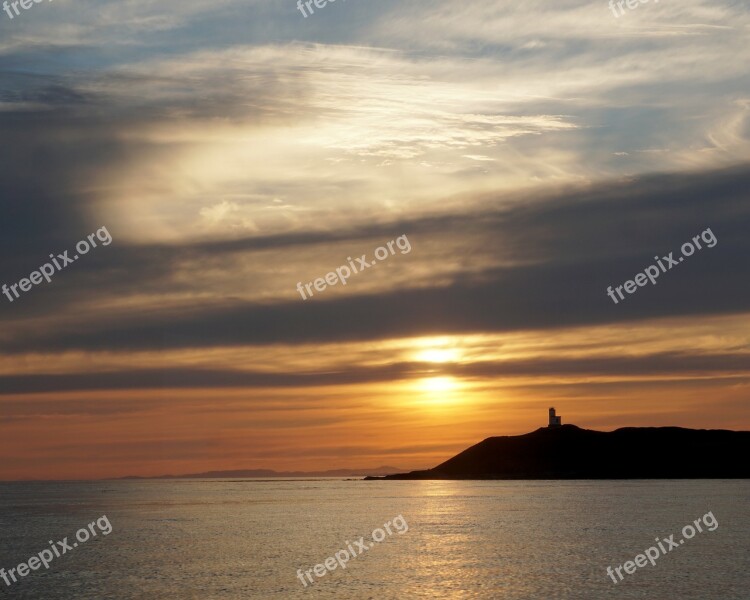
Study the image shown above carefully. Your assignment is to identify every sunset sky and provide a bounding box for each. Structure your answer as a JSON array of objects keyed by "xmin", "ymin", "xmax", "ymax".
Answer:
[{"xmin": 1, "ymin": 0, "xmax": 749, "ymax": 480}]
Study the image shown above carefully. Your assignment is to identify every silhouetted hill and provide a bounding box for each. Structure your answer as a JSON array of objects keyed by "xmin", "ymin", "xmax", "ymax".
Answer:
[{"xmin": 366, "ymin": 425, "xmax": 750, "ymax": 479}]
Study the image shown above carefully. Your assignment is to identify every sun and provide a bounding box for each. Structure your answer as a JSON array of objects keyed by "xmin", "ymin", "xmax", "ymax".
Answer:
[
  {"xmin": 409, "ymin": 376, "xmax": 465, "ymax": 409},
  {"xmin": 410, "ymin": 337, "xmax": 461, "ymax": 363},
  {"xmin": 418, "ymin": 376, "xmax": 459, "ymax": 393}
]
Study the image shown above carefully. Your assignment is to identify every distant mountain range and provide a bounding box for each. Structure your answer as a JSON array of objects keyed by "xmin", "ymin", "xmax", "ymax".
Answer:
[
  {"xmin": 120, "ymin": 466, "xmax": 405, "ymax": 479},
  {"xmin": 366, "ymin": 425, "xmax": 750, "ymax": 480}
]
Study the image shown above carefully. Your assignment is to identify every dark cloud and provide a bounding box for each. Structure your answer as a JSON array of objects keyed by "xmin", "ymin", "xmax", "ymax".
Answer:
[
  {"xmin": 1, "ymin": 163, "xmax": 749, "ymax": 350},
  {"xmin": 0, "ymin": 365, "xmax": 412, "ymax": 394},
  {"xmin": 2, "ymin": 351, "xmax": 750, "ymax": 394}
]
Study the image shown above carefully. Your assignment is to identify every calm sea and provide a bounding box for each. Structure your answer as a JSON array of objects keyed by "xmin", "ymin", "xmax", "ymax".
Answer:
[{"xmin": 0, "ymin": 479, "xmax": 747, "ymax": 599}]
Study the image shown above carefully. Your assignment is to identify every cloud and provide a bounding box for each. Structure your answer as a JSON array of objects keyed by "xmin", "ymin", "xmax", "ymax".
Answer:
[
  {"xmin": 2, "ymin": 349, "xmax": 750, "ymax": 395},
  {"xmin": 1, "ymin": 163, "xmax": 748, "ymax": 353}
]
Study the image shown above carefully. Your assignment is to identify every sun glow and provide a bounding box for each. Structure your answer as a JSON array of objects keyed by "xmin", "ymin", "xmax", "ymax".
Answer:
[
  {"xmin": 414, "ymin": 348, "xmax": 460, "ymax": 363},
  {"xmin": 417, "ymin": 376, "xmax": 460, "ymax": 394},
  {"xmin": 411, "ymin": 337, "xmax": 461, "ymax": 364},
  {"xmin": 409, "ymin": 376, "xmax": 466, "ymax": 410}
]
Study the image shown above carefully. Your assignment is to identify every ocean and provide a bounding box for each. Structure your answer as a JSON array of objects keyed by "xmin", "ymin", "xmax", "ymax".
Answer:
[{"xmin": 0, "ymin": 479, "xmax": 747, "ymax": 599}]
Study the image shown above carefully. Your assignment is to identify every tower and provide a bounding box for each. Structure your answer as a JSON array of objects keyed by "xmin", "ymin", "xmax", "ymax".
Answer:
[{"xmin": 548, "ymin": 407, "xmax": 562, "ymax": 428}]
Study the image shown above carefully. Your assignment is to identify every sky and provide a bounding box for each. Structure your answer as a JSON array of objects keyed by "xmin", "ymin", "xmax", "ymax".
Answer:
[{"xmin": 1, "ymin": 0, "xmax": 749, "ymax": 480}]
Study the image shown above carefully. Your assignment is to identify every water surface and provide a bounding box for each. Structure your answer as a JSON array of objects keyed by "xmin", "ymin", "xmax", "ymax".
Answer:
[{"xmin": 0, "ymin": 479, "xmax": 747, "ymax": 599}]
